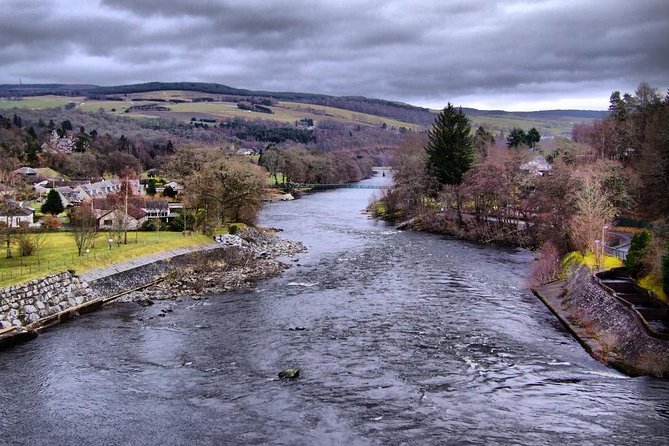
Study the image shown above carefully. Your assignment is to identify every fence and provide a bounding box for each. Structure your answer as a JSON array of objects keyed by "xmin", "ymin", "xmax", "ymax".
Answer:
[
  {"xmin": 605, "ymin": 244, "xmax": 629, "ymax": 261},
  {"xmin": 0, "ymin": 240, "xmax": 156, "ymax": 287}
]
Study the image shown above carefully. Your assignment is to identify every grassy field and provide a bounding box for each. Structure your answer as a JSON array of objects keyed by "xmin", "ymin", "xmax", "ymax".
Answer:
[
  {"xmin": 469, "ymin": 114, "xmax": 580, "ymax": 138},
  {"xmin": 1, "ymin": 92, "xmax": 595, "ymax": 137},
  {"xmin": 1, "ymin": 93, "xmax": 421, "ymax": 129},
  {"xmin": 0, "ymin": 231, "xmax": 211, "ymax": 288},
  {"xmin": 0, "ymin": 96, "xmax": 77, "ymax": 110},
  {"xmin": 277, "ymin": 101, "xmax": 422, "ymax": 130}
]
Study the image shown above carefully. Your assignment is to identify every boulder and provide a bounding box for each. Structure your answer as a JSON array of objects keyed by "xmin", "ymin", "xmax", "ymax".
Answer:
[
  {"xmin": 24, "ymin": 305, "xmax": 37, "ymax": 314},
  {"xmin": 278, "ymin": 368, "xmax": 300, "ymax": 379}
]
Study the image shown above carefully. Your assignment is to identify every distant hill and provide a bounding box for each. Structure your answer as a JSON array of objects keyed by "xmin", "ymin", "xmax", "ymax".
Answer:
[{"xmin": 0, "ymin": 82, "xmax": 607, "ymax": 137}]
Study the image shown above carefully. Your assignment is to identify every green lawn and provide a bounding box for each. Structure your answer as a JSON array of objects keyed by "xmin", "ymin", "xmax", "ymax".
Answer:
[
  {"xmin": 0, "ymin": 96, "xmax": 78, "ymax": 110},
  {"xmin": 580, "ymin": 251, "xmax": 624, "ymax": 270},
  {"xmin": 0, "ymin": 231, "xmax": 211, "ymax": 288},
  {"xmin": 639, "ymin": 275, "xmax": 668, "ymax": 302}
]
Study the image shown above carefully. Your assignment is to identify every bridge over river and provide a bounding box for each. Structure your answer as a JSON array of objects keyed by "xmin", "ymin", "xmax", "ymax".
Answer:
[
  {"xmin": 267, "ymin": 167, "xmax": 393, "ymax": 190},
  {"xmin": 276, "ymin": 183, "xmax": 392, "ymax": 190}
]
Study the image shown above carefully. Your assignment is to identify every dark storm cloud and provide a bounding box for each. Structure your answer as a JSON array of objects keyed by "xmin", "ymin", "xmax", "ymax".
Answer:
[{"xmin": 1, "ymin": 0, "xmax": 667, "ymax": 110}]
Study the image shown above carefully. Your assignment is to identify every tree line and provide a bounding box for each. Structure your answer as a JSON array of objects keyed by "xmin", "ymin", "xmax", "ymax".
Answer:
[{"xmin": 380, "ymin": 83, "xmax": 669, "ymax": 293}]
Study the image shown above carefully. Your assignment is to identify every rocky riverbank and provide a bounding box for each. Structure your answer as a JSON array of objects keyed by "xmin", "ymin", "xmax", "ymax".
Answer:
[{"xmin": 112, "ymin": 227, "xmax": 306, "ymax": 303}]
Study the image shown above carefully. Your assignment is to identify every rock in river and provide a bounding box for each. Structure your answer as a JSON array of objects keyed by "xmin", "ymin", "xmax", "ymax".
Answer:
[{"xmin": 278, "ymin": 368, "xmax": 300, "ymax": 379}]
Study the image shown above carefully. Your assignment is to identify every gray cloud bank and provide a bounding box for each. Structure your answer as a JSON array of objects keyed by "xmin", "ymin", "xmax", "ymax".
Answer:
[{"xmin": 1, "ymin": 0, "xmax": 668, "ymax": 110}]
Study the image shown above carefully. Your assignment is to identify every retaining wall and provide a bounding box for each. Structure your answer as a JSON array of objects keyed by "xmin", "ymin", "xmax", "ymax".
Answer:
[
  {"xmin": 0, "ymin": 272, "xmax": 97, "ymax": 328},
  {"xmin": 87, "ymin": 245, "xmax": 231, "ymax": 298},
  {"xmin": 556, "ymin": 267, "xmax": 669, "ymax": 377}
]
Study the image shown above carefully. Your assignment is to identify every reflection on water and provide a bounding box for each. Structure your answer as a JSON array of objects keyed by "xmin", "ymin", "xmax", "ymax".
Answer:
[{"xmin": 1, "ymin": 174, "xmax": 668, "ymax": 445}]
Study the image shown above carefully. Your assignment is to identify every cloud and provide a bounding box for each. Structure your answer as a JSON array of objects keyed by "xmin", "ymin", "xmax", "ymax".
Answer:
[{"xmin": 0, "ymin": 0, "xmax": 667, "ymax": 110}]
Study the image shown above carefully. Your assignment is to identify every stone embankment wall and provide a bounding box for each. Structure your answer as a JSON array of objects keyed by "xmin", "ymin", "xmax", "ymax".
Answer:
[
  {"xmin": 562, "ymin": 267, "xmax": 669, "ymax": 377},
  {"xmin": 0, "ymin": 272, "xmax": 97, "ymax": 328},
  {"xmin": 87, "ymin": 246, "xmax": 230, "ymax": 298}
]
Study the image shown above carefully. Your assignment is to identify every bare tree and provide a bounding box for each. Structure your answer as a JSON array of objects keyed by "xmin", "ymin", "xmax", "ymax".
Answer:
[
  {"xmin": 0, "ymin": 197, "xmax": 15, "ymax": 258},
  {"xmin": 182, "ymin": 156, "xmax": 265, "ymax": 233},
  {"xmin": 569, "ymin": 171, "xmax": 615, "ymax": 255},
  {"xmin": 259, "ymin": 145, "xmax": 285, "ymax": 185},
  {"xmin": 70, "ymin": 205, "xmax": 98, "ymax": 256}
]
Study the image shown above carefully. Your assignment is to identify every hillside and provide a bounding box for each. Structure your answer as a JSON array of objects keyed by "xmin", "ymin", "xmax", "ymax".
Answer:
[{"xmin": 0, "ymin": 82, "xmax": 607, "ymax": 137}]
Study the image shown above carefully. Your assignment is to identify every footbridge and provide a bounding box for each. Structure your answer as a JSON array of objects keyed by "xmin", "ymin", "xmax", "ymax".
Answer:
[{"xmin": 275, "ymin": 183, "xmax": 392, "ymax": 190}]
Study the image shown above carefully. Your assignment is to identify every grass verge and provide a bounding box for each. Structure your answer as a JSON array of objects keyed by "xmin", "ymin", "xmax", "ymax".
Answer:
[{"xmin": 0, "ymin": 231, "xmax": 211, "ymax": 288}]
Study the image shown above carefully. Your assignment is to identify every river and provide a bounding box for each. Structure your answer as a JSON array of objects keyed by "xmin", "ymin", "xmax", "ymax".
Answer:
[{"xmin": 1, "ymin": 174, "xmax": 668, "ymax": 445}]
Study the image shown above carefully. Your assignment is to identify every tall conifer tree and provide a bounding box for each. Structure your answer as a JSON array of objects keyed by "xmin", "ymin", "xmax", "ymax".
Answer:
[{"xmin": 425, "ymin": 103, "xmax": 474, "ymax": 186}]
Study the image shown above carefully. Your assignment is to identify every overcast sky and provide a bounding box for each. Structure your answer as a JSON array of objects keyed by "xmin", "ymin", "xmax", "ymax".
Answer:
[{"xmin": 1, "ymin": 0, "xmax": 667, "ymax": 111}]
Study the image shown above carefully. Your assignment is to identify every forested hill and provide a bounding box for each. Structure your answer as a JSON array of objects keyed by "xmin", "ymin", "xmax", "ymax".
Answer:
[
  {"xmin": 0, "ymin": 82, "xmax": 607, "ymax": 130},
  {"xmin": 461, "ymin": 108, "xmax": 607, "ymax": 121}
]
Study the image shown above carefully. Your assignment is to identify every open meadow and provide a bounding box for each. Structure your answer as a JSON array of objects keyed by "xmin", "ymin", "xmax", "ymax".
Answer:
[
  {"xmin": 0, "ymin": 231, "xmax": 211, "ymax": 288},
  {"xmin": 0, "ymin": 91, "xmax": 596, "ymax": 137}
]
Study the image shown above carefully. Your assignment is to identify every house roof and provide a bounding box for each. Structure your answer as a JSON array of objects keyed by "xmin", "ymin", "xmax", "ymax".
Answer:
[
  {"xmin": 520, "ymin": 156, "xmax": 553, "ymax": 174},
  {"xmin": 13, "ymin": 167, "xmax": 38, "ymax": 175},
  {"xmin": 141, "ymin": 198, "xmax": 170, "ymax": 211},
  {"xmin": 91, "ymin": 198, "xmax": 147, "ymax": 220},
  {"xmin": 0, "ymin": 200, "xmax": 34, "ymax": 217},
  {"xmin": 163, "ymin": 181, "xmax": 184, "ymax": 190}
]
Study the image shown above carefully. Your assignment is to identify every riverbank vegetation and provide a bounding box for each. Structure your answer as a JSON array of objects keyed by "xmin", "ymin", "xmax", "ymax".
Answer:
[{"xmin": 379, "ymin": 83, "xmax": 669, "ymax": 295}]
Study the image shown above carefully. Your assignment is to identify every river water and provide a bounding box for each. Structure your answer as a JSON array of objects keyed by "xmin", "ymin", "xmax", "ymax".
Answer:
[{"xmin": 1, "ymin": 174, "xmax": 669, "ymax": 445}]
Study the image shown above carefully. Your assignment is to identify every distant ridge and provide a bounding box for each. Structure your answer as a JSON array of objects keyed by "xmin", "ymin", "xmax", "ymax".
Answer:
[{"xmin": 0, "ymin": 81, "xmax": 607, "ymax": 126}]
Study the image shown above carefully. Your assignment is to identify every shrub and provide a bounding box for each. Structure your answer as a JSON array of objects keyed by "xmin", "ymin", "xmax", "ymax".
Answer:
[
  {"xmin": 228, "ymin": 224, "xmax": 238, "ymax": 235},
  {"xmin": 41, "ymin": 214, "xmax": 61, "ymax": 231},
  {"xmin": 560, "ymin": 251, "xmax": 584, "ymax": 278},
  {"xmin": 625, "ymin": 230, "xmax": 651, "ymax": 278},
  {"xmin": 141, "ymin": 218, "xmax": 162, "ymax": 231},
  {"xmin": 528, "ymin": 241, "xmax": 561, "ymax": 287},
  {"xmin": 17, "ymin": 235, "xmax": 35, "ymax": 256}
]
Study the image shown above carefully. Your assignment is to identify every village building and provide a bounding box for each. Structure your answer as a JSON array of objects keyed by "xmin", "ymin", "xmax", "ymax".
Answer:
[
  {"xmin": 0, "ymin": 200, "xmax": 35, "ymax": 228},
  {"xmin": 41, "ymin": 130, "xmax": 76, "ymax": 153},
  {"xmin": 156, "ymin": 181, "xmax": 184, "ymax": 196},
  {"xmin": 520, "ymin": 156, "xmax": 553, "ymax": 176},
  {"xmin": 90, "ymin": 196, "xmax": 170, "ymax": 230}
]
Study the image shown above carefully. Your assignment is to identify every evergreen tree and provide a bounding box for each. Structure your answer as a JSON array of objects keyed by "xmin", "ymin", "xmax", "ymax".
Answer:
[
  {"xmin": 162, "ymin": 185, "xmax": 177, "ymax": 198},
  {"xmin": 60, "ymin": 120, "xmax": 72, "ymax": 132},
  {"xmin": 425, "ymin": 103, "xmax": 474, "ymax": 186},
  {"xmin": 41, "ymin": 189, "xmax": 65, "ymax": 216},
  {"xmin": 474, "ymin": 125, "xmax": 494, "ymax": 159},
  {"xmin": 625, "ymin": 230, "xmax": 651, "ymax": 278},
  {"xmin": 526, "ymin": 127, "xmax": 541, "ymax": 148},
  {"xmin": 146, "ymin": 179, "xmax": 157, "ymax": 196},
  {"xmin": 506, "ymin": 128, "xmax": 527, "ymax": 148}
]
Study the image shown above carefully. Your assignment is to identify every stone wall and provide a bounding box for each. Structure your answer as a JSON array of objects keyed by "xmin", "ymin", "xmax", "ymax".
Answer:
[
  {"xmin": 0, "ymin": 272, "xmax": 97, "ymax": 328},
  {"xmin": 87, "ymin": 246, "xmax": 231, "ymax": 298},
  {"xmin": 563, "ymin": 267, "xmax": 669, "ymax": 377}
]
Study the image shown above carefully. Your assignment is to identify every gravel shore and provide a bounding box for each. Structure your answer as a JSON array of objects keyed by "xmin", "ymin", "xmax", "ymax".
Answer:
[{"xmin": 116, "ymin": 227, "xmax": 306, "ymax": 303}]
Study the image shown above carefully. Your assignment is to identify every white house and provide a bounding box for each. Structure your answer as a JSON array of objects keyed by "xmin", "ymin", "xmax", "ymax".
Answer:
[
  {"xmin": 520, "ymin": 156, "xmax": 553, "ymax": 176},
  {"xmin": 0, "ymin": 201, "xmax": 35, "ymax": 228}
]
